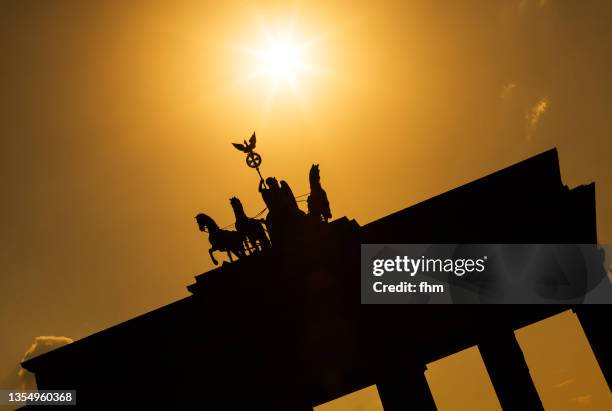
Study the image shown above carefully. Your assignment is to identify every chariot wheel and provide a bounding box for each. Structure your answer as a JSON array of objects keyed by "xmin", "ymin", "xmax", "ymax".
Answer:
[{"xmin": 246, "ymin": 152, "xmax": 262, "ymax": 168}]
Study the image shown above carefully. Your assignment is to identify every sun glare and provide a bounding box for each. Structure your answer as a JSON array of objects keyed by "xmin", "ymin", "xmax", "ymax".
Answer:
[
  {"xmin": 248, "ymin": 32, "xmax": 314, "ymax": 93},
  {"xmin": 232, "ymin": 14, "xmax": 324, "ymax": 106},
  {"xmin": 258, "ymin": 38, "xmax": 304, "ymax": 82}
]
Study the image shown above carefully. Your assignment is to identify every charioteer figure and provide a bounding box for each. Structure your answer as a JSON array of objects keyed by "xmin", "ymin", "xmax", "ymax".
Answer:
[{"xmin": 258, "ymin": 176, "xmax": 304, "ymax": 242}]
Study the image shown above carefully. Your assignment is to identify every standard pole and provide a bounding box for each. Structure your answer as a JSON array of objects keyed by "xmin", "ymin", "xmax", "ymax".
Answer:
[{"xmin": 256, "ymin": 166, "xmax": 264, "ymax": 183}]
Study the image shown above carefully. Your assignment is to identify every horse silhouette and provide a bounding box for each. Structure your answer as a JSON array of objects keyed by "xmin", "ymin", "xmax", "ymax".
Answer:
[
  {"xmin": 307, "ymin": 164, "xmax": 332, "ymax": 223},
  {"xmin": 230, "ymin": 197, "xmax": 271, "ymax": 252},
  {"xmin": 195, "ymin": 213, "xmax": 245, "ymax": 265}
]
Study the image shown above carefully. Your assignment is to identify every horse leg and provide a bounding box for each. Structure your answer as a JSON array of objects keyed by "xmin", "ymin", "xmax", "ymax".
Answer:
[
  {"xmin": 244, "ymin": 237, "xmax": 254, "ymax": 253},
  {"xmin": 236, "ymin": 238, "xmax": 246, "ymax": 258},
  {"xmin": 236, "ymin": 244, "xmax": 245, "ymax": 258},
  {"xmin": 209, "ymin": 247, "xmax": 218, "ymax": 265},
  {"xmin": 259, "ymin": 226, "xmax": 271, "ymax": 249},
  {"xmin": 247, "ymin": 233, "xmax": 261, "ymax": 253}
]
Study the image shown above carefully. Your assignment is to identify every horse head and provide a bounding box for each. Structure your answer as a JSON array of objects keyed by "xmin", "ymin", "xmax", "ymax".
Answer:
[
  {"xmin": 309, "ymin": 164, "xmax": 320, "ymax": 185},
  {"xmin": 195, "ymin": 213, "xmax": 215, "ymax": 232},
  {"xmin": 230, "ymin": 197, "xmax": 246, "ymax": 217},
  {"xmin": 230, "ymin": 196, "xmax": 241, "ymax": 209}
]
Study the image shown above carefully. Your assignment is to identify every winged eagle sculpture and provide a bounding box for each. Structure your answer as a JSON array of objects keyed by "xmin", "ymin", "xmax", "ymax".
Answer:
[
  {"xmin": 232, "ymin": 132, "xmax": 257, "ymax": 153},
  {"xmin": 232, "ymin": 131, "xmax": 263, "ymax": 175}
]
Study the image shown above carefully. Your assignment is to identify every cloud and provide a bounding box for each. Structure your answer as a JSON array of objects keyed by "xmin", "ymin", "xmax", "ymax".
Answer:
[
  {"xmin": 554, "ymin": 377, "xmax": 575, "ymax": 388},
  {"xmin": 519, "ymin": 0, "xmax": 549, "ymax": 13},
  {"xmin": 501, "ymin": 82, "xmax": 517, "ymax": 99},
  {"xmin": 526, "ymin": 97, "xmax": 549, "ymax": 138},
  {"xmin": 528, "ymin": 97, "xmax": 548, "ymax": 127},
  {"xmin": 571, "ymin": 394, "xmax": 592, "ymax": 407},
  {"xmin": 18, "ymin": 336, "xmax": 73, "ymax": 390}
]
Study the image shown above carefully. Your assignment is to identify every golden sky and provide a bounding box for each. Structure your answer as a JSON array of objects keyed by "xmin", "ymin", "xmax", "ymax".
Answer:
[{"xmin": 1, "ymin": 1, "xmax": 611, "ymax": 409}]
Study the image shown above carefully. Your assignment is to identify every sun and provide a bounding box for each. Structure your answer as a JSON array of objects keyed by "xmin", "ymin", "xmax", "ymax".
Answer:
[
  {"xmin": 248, "ymin": 32, "xmax": 314, "ymax": 92},
  {"xmin": 257, "ymin": 38, "xmax": 305, "ymax": 83},
  {"xmin": 231, "ymin": 15, "xmax": 324, "ymax": 102}
]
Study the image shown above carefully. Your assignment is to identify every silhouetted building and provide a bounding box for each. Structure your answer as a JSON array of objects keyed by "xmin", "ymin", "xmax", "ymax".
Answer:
[{"xmin": 22, "ymin": 148, "xmax": 610, "ymax": 410}]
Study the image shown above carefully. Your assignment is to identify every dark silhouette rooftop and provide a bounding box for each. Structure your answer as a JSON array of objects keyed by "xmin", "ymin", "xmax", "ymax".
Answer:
[{"xmin": 21, "ymin": 148, "xmax": 610, "ymax": 410}]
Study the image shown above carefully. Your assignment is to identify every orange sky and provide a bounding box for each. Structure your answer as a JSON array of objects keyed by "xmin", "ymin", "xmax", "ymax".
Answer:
[{"xmin": 1, "ymin": 1, "xmax": 611, "ymax": 409}]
